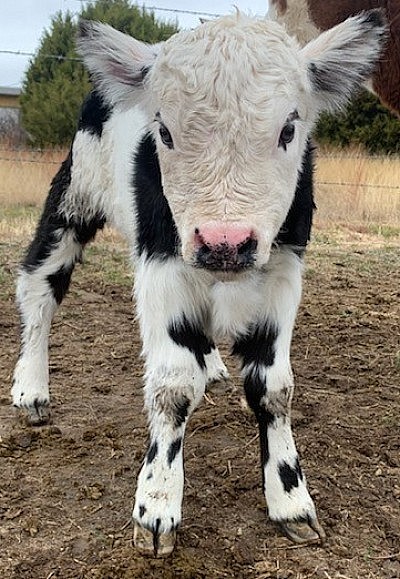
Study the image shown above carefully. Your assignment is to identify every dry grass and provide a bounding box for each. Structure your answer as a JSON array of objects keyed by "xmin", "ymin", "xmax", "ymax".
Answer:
[
  {"xmin": 315, "ymin": 148, "xmax": 400, "ymax": 234},
  {"xmin": 0, "ymin": 146, "xmax": 399, "ymax": 241},
  {"xmin": 0, "ymin": 147, "xmax": 66, "ymax": 207}
]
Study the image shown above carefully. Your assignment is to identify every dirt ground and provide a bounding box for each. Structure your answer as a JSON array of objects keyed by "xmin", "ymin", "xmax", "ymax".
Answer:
[{"xmin": 0, "ymin": 233, "xmax": 399, "ymax": 579}]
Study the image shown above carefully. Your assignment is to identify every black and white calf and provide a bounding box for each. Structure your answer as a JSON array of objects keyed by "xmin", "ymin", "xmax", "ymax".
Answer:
[{"xmin": 12, "ymin": 11, "xmax": 386, "ymax": 556}]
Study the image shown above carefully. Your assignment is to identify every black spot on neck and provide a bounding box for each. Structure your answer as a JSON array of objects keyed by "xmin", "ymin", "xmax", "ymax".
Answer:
[
  {"xmin": 133, "ymin": 133, "xmax": 180, "ymax": 259},
  {"xmin": 275, "ymin": 140, "xmax": 316, "ymax": 249}
]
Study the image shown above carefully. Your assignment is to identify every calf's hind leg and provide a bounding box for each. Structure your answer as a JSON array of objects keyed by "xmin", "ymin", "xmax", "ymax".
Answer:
[{"xmin": 12, "ymin": 152, "xmax": 105, "ymax": 424}]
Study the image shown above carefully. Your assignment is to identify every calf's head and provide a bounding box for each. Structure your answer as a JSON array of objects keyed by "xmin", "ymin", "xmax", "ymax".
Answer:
[{"xmin": 77, "ymin": 11, "xmax": 386, "ymax": 273}]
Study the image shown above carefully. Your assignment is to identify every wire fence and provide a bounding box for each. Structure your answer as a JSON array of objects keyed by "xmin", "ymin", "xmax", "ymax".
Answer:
[
  {"xmin": 1, "ymin": 146, "xmax": 400, "ymax": 192},
  {"xmin": 73, "ymin": 2, "xmax": 223, "ymax": 18},
  {"xmin": 1, "ymin": 145, "xmax": 400, "ymax": 160},
  {"xmin": 0, "ymin": 3, "xmax": 224, "ymax": 68}
]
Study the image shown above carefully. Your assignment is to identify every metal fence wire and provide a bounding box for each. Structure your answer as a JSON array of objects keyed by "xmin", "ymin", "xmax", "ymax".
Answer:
[
  {"xmin": 0, "ymin": 3, "xmax": 224, "ymax": 65},
  {"xmin": 1, "ymin": 147, "xmax": 400, "ymax": 191}
]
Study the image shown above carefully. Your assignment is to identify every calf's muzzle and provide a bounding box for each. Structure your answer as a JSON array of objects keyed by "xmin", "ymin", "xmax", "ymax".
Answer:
[{"xmin": 194, "ymin": 224, "xmax": 258, "ymax": 272}]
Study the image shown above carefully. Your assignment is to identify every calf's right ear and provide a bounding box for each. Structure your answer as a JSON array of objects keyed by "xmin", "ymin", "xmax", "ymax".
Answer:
[
  {"xmin": 77, "ymin": 20, "xmax": 162, "ymax": 107},
  {"xmin": 302, "ymin": 9, "xmax": 387, "ymax": 114}
]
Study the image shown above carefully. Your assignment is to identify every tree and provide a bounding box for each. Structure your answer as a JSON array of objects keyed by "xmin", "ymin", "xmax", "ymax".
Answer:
[
  {"xmin": 315, "ymin": 90, "xmax": 400, "ymax": 155},
  {"xmin": 20, "ymin": 0, "xmax": 178, "ymax": 147},
  {"xmin": 81, "ymin": 0, "xmax": 178, "ymax": 41}
]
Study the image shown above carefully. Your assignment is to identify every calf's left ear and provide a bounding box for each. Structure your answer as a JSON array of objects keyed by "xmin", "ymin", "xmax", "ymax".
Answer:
[
  {"xmin": 302, "ymin": 9, "xmax": 387, "ymax": 113},
  {"xmin": 76, "ymin": 20, "xmax": 162, "ymax": 107}
]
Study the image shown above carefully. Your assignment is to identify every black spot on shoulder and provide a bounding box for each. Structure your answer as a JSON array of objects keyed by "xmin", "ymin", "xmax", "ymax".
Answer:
[
  {"xmin": 139, "ymin": 504, "xmax": 146, "ymax": 518},
  {"xmin": 276, "ymin": 140, "xmax": 315, "ymax": 250},
  {"xmin": 167, "ymin": 437, "xmax": 182, "ymax": 467},
  {"xmin": 168, "ymin": 315, "xmax": 213, "ymax": 370},
  {"xmin": 279, "ymin": 459, "xmax": 302, "ymax": 493},
  {"xmin": 146, "ymin": 441, "xmax": 158, "ymax": 465},
  {"xmin": 78, "ymin": 90, "xmax": 111, "ymax": 138},
  {"xmin": 133, "ymin": 133, "xmax": 180, "ymax": 259}
]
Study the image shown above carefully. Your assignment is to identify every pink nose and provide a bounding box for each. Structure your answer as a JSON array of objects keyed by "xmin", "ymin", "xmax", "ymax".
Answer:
[
  {"xmin": 195, "ymin": 224, "xmax": 254, "ymax": 248},
  {"xmin": 194, "ymin": 223, "xmax": 257, "ymax": 272}
]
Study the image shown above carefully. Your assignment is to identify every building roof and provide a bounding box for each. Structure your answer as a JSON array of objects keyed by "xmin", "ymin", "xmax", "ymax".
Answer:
[{"xmin": 0, "ymin": 86, "xmax": 21, "ymax": 96}]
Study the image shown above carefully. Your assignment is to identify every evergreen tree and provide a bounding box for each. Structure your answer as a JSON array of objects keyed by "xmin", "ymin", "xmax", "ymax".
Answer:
[
  {"xmin": 315, "ymin": 90, "xmax": 400, "ymax": 155},
  {"xmin": 81, "ymin": 0, "xmax": 178, "ymax": 41},
  {"xmin": 20, "ymin": 12, "xmax": 88, "ymax": 147},
  {"xmin": 21, "ymin": 1, "xmax": 178, "ymax": 147}
]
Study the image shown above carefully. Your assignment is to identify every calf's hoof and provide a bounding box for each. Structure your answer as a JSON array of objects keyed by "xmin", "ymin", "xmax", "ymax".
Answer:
[
  {"xmin": 279, "ymin": 515, "xmax": 326, "ymax": 545},
  {"xmin": 15, "ymin": 400, "xmax": 51, "ymax": 426},
  {"xmin": 134, "ymin": 522, "xmax": 176, "ymax": 557}
]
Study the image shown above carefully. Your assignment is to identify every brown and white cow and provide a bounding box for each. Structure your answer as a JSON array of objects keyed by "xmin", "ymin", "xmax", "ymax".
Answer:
[{"xmin": 270, "ymin": 0, "xmax": 400, "ymax": 115}]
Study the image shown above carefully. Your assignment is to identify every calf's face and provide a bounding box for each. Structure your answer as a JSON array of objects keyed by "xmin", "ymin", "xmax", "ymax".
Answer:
[
  {"xmin": 149, "ymin": 20, "xmax": 310, "ymax": 272},
  {"xmin": 78, "ymin": 11, "xmax": 386, "ymax": 273}
]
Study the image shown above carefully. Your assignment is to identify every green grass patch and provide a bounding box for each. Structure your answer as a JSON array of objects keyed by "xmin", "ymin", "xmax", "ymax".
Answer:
[
  {"xmin": 368, "ymin": 224, "xmax": 400, "ymax": 239},
  {"xmin": 0, "ymin": 205, "xmax": 40, "ymax": 222},
  {"xmin": 82, "ymin": 243, "xmax": 132, "ymax": 287}
]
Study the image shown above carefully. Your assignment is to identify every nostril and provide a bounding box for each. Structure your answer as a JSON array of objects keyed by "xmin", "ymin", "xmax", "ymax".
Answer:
[
  {"xmin": 194, "ymin": 229, "xmax": 206, "ymax": 250},
  {"xmin": 237, "ymin": 236, "xmax": 258, "ymax": 255}
]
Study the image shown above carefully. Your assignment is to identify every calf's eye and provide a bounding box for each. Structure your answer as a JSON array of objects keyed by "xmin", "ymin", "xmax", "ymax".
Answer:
[
  {"xmin": 278, "ymin": 122, "xmax": 295, "ymax": 151},
  {"xmin": 159, "ymin": 124, "xmax": 174, "ymax": 149}
]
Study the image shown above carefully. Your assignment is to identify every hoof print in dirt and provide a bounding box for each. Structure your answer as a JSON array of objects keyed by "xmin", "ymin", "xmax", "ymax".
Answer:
[
  {"xmin": 279, "ymin": 516, "xmax": 326, "ymax": 545},
  {"xmin": 134, "ymin": 523, "xmax": 176, "ymax": 558}
]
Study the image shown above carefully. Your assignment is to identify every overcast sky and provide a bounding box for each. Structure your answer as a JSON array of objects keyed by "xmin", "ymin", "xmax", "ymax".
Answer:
[{"xmin": 0, "ymin": 0, "xmax": 270, "ymax": 89}]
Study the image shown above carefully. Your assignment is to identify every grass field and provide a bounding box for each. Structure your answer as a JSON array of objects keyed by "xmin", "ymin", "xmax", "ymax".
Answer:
[
  {"xmin": 0, "ymin": 147, "xmax": 64, "ymax": 208},
  {"xmin": 316, "ymin": 149, "xmax": 400, "ymax": 235}
]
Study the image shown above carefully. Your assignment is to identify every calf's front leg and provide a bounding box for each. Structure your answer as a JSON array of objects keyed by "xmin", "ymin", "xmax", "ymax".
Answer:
[
  {"xmin": 232, "ymin": 249, "xmax": 325, "ymax": 544},
  {"xmin": 132, "ymin": 257, "xmax": 211, "ymax": 556}
]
